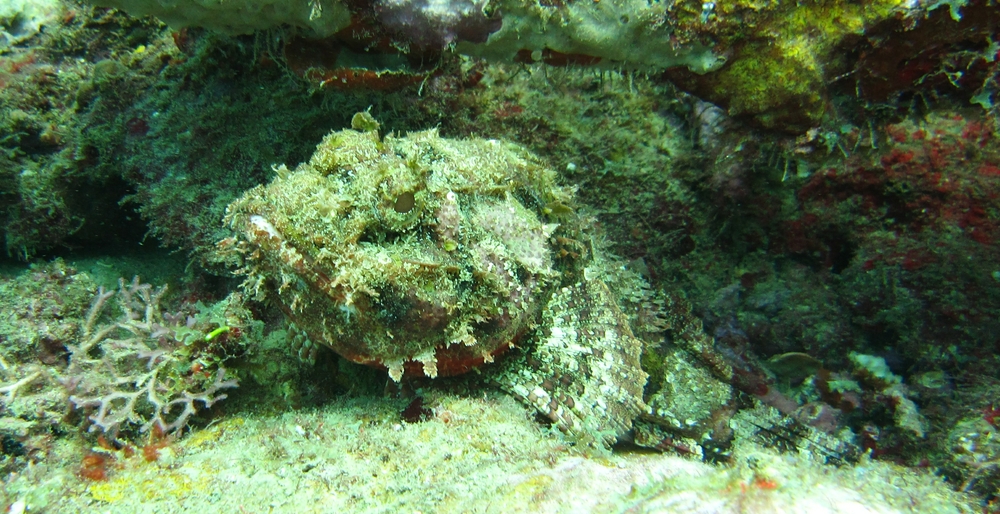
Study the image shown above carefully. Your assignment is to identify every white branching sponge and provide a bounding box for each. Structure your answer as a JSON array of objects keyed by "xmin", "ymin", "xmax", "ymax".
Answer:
[{"xmin": 66, "ymin": 278, "xmax": 239, "ymax": 439}]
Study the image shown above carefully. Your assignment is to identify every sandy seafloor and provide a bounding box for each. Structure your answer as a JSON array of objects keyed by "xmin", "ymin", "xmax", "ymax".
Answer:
[{"xmin": 2, "ymin": 388, "xmax": 978, "ymax": 513}]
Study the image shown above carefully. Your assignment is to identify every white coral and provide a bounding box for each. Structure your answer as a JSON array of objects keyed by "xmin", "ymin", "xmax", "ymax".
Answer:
[{"xmin": 66, "ymin": 277, "xmax": 238, "ymax": 438}]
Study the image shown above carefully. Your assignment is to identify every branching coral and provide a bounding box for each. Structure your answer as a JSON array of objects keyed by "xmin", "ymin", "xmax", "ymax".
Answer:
[{"xmin": 64, "ymin": 277, "xmax": 239, "ymax": 439}]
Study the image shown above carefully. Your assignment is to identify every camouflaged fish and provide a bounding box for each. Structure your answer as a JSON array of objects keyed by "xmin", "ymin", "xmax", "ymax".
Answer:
[{"xmin": 219, "ymin": 113, "xmax": 735, "ymax": 449}]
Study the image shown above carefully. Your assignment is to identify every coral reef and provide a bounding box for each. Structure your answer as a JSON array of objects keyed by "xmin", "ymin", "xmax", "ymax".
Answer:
[
  {"xmin": 1, "ymin": 5, "xmax": 384, "ymax": 261},
  {"xmin": 782, "ymin": 113, "xmax": 1000, "ymax": 364},
  {"xmin": 0, "ymin": 0, "xmax": 998, "ymax": 510},
  {"xmin": 78, "ymin": 0, "xmax": 998, "ymax": 132},
  {"xmin": 0, "ymin": 5, "xmax": 177, "ymax": 259}
]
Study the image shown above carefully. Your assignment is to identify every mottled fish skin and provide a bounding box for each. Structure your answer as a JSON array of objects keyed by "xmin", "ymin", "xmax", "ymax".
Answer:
[
  {"xmin": 220, "ymin": 124, "xmax": 570, "ymax": 381},
  {"xmin": 219, "ymin": 117, "xmax": 741, "ymax": 452},
  {"xmin": 492, "ymin": 278, "xmax": 648, "ymax": 447}
]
